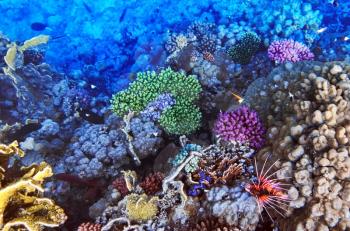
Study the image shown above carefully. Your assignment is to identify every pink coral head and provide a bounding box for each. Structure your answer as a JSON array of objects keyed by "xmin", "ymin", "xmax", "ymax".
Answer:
[
  {"xmin": 214, "ymin": 106, "xmax": 266, "ymax": 150},
  {"xmin": 268, "ymin": 39, "xmax": 314, "ymax": 64}
]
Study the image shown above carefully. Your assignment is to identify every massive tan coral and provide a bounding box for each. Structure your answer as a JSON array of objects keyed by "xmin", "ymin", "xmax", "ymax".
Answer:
[
  {"xmin": 0, "ymin": 141, "xmax": 66, "ymax": 231},
  {"xmin": 245, "ymin": 61, "xmax": 350, "ymax": 231}
]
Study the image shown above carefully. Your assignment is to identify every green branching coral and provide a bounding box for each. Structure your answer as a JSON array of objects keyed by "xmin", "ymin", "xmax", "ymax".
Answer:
[
  {"xmin": 0, "ymin": 141, "xmax": 67, "ymax": 231},
  {"xmin": 227, "ymin": 32, "xmax": 261, "ymax": 65},
  {"xmin": 159, "ymin": 101, "xmax": 201, "ymax": 135},
  {"xmin": 111, "ymin": 68, "xmax": 202, "ymax": 135}
]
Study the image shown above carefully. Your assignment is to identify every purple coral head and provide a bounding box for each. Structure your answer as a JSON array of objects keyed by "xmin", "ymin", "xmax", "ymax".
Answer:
[
  {"xmin": 188, "ymin": 171, "xmax": 212, "ymax": 197},
  {"xmin": 214, "ymin": 106, "xmax": 266, "ymax": 150},
  {"xmin": 268, "ymin": 39, "xmax": 314, "ymax": 64}
]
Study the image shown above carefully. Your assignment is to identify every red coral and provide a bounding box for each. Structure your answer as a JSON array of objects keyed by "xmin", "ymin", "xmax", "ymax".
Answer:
[
  {"xmin": 140, "ymin": 172, "xmax": 165, "ymax": 195},
  {"xmin": 77, "ymin": 222, "xmax": 102, "ymax": 231},
  {"xmin": 112, "ymin": 176, "xmax": 129, "ymax": 197}
]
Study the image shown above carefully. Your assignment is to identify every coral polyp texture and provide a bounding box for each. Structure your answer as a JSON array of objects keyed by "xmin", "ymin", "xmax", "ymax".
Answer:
[
  {"xmin": 245, "ymin": 61, "xmax": 350, "ymax": 230},
  {"xmin": 227, "ymin": 32, "xmax": 261, "ymax": 65},
  {"xmin": 214, "ymin": 106, "xmax": 266, "ymax": 150},
  {"xmin": 77, "ymin": 222, "xmax": 102, "ymax": 231},
  {"xmin": 267, "ymin": 39, "xmax": 314, "ymax": 64},
  {"xmin": 139, "ymin": 172, "xmax": 165, "ymax": 195},
  {"xmin": 0, "ymin": 141, "xmax": 66, "ymax": 231},
  {"xmin": 125, "ymin": 193, "xmax": 159, "ymax": 222},
  {"xmin": 111, "ymin": 68, "xmax": 202, "ymax": 135}
]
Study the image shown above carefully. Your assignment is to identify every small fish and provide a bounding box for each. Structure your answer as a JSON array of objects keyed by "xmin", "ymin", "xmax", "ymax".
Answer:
[
  {"xmin": 119, "ymin": 8, "xmax": 128, "ymax": 22},
  {"xmin": 82, "ymin": 1, "xmax": 92, "ymax": 14},
  {"xmin": 232, "ymin": 92, "xmax": 244, "ymax": 104},
  {"xmin": 51, "ymin": 35, "xmax": 67, "ymax": 40},
  {"xmin": 332, "ymin": 0, "xmax": 339, "ymax": 7},
  {"xmin": 90, "ymin": 84, "xmax": 96, "ymax": 89},
  {"xmin": 343, "ymin": 36, "xmax": 349, "ymax": 41},
  {"xmin": 31, "ymin": 22, "xmax": 47, "ymax": 31},
  {"xmin": 128, "ymin": 73, "xmax": 137, "ymax": 81},
  {"xmin": 316, "ymin": 27, "xmax": 327, "ymax": 34},
  {"xmin": 288, "ymin": 92, "xmax": 294, "ymax": 101}
]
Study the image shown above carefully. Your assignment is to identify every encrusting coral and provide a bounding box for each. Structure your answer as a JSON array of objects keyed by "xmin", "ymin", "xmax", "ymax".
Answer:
[{"xmin": 0, "ymin": 141, "xmax": 66, "ymax": 231}]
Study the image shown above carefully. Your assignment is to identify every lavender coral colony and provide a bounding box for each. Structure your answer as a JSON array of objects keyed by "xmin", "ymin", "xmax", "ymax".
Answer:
[
  {"xmin": 1, "ymin": 0, "xmax": 350, "ymax": 231},
  {"xmin": 214, "ymin": 106, "xmax": 266, "ymax": 150}
]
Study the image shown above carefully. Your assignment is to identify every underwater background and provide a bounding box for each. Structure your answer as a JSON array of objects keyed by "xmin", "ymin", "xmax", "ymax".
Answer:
[{"xmin": 0, "ymin": 0, "xmax": 350, "ymax": 230}]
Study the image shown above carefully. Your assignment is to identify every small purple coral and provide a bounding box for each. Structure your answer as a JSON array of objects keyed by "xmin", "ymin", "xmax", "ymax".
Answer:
[
  {"xmin": 141, "ymin": 93, "xmax": 176, "ymax": 121},
  {"xmin": 268, "ymin": 39, "xmax": 314, "ymax": 64},
  {"xmin": 214, "ymin": 106, "xmax": 266, "ymax": 150}
]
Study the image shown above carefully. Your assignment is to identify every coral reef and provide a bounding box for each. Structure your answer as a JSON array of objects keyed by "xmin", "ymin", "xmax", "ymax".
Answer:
[{"xmin": 0, "ymin": 1, "xmax": 349, "ymax": 230}]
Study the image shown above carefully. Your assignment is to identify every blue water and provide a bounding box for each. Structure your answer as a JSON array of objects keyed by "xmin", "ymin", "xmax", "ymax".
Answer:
[{"xmin": 1, "ymin": 0, "xmax": 349, "ymax": 94}]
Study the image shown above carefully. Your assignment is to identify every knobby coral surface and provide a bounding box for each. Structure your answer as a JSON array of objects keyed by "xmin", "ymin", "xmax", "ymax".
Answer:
[{"xmin": 247, "ymin": 61, "xmax": 350, "ymax": 230}]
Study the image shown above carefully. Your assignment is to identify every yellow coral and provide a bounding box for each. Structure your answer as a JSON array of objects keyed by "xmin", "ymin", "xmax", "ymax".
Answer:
[
  {"xmin": 125, "ymin": 193, "xmax": 159, "ymax": 222},
  {"xmin": 4, "ymin": 44, "xmax": 18, "ymax": 71},
  {"xmin": 19, "ymin": 35, "xmax": 49, "ymax": 52},
  {"xmin": 0, "ymin": 141, "xmax": 24, "ymax": 184},
  {"xmin": 3, "ymin": 35, "xmax": 49, "ymax": 71},
  {"xmin": 0, "ymin": 141, "xmax": 66, "ymax": 231},
  {"xmin": 2, "ymin": 198, "xmax": 66, "ymax": 231},
  {"xmin": 0, "ymin": 140, "xmax": 24, "ymax": 157}
]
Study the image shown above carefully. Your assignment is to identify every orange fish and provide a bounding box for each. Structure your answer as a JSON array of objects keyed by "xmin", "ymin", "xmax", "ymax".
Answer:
[{"xmin": 232, "ymin": 92, "xmax": 244, "ymax": 104}]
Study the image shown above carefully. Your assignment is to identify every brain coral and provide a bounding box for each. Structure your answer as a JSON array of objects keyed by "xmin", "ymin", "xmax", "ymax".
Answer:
[
  {"xmin": 214, "ymin": 106, "xmax": 266, "ymax": 150},
  {"xmin": 246, "ymin": 61, "xmax": 350, "ymax": 231}
]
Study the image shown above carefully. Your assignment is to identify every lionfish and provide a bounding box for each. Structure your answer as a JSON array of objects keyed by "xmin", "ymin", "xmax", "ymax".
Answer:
[{"xmin": 244, "ymin": 157, "xmax": 290, "ymax": 221}]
